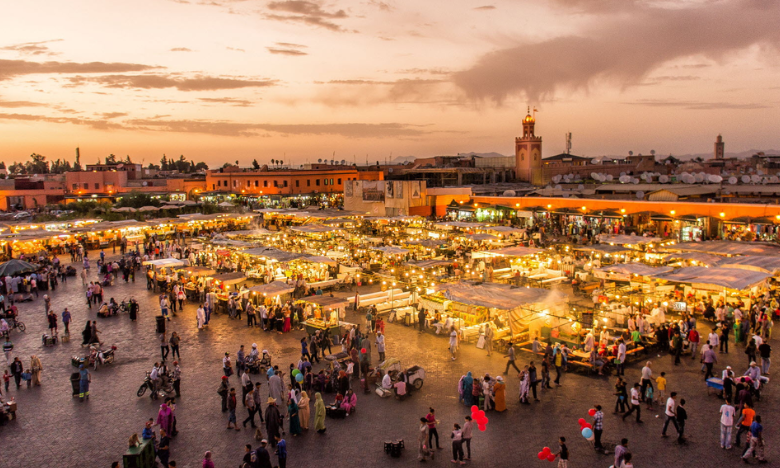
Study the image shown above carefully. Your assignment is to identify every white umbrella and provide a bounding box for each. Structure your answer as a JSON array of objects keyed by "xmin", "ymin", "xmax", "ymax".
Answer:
[
  {"xmin": 218, "ymin": 201, "xmax": 235, "ymax": 208},
  {"xmin": 138, "ymin": 206, "xmax": 160, "ymax": 212}
]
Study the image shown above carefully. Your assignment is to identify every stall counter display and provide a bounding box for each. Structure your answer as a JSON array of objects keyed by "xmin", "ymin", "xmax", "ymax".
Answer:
[{"xmin": 303, "ymin": 319, "xmax": 341, "ymax": 340}]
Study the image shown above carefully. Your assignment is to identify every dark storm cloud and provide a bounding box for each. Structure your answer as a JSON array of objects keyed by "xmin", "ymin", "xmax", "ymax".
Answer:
[{"xmin": 453, "ymin": 0, "xmax": 780, "ymax": 102}]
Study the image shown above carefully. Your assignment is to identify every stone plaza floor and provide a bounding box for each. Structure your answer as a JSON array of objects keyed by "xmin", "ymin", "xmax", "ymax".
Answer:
[{"xmin": 0, "ymin": 254, "xmax": 776, "ymax": 467}]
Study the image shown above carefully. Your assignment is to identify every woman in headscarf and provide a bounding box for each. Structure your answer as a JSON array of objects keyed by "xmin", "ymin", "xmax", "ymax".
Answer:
[
  {"xmin": 518, "ymin": 367, "xmax": 530, "ymax": 405},
  {"xmin": 338, "ymin": 370, "xmax": 350, "ymax": 395},
  {"xmin": 341, "ymin": 388, "xmax": 357, "ymax": 415},
  {"xmin": 298, "ymin": 391, "xmax": 311, "ymax": 430},
  {"xmin": 418, "ymin": 417, "xmax": 430, "ymax": 461},
  {"xmin": 494, "ymin": 376, "xmax": 507, "ymax": 411},
  {"xmin": 81, "ymin": 322, "xmax": 92, "ymax": 346},
  {"xmin": 156, "ymin": 403, "xmax": 173, "ymax": 434},
  {"xmin": 461, "ymin": 372, "xmax": 474, "ymax": 407},
  {"xmin": 30, "ymin": 355, "xmax": 43, "ymax": 386},
  {"xmin": 288, "ymin": 397, "xmax": 302, "ymax": 436},
  {"xmin": 202, "ymin": 451, "xmax": 215, "ymax": 468},
  {"xmin": 314, "ymin": 392, "xmax": 326, "ymax": 433}
]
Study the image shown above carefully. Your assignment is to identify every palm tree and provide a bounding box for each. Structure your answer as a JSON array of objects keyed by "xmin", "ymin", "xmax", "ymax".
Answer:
[
  {"xmin": 271, "ymin": 159, "xmax": 276, "ymax": 166},
  {"xmin": 279, "ymin": 160, "xmax": 284, "ymax": 166}
]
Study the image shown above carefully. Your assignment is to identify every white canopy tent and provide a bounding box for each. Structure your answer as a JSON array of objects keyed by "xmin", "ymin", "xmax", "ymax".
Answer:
[
  {"xmin": 665, "ymin": 241, "xmax": 780, "ymax": 256},
  {"xmin": 243, "ymin": 281, "xmax": 295, "ymax": 297},
  {"xmin": 651, "ymin": 266, "xmax": 771, "ymax": 291},
  {"xmin": 241, "ymin": 247, "xmax": 308, "ymax": 263},
  {"xmin": 290, "ymin": 224, "xmax": 338, "ymax": 234},
  {"xmin": 663, "ymin": 252, "xmax": 723, "ymax": 266},
  {"xmin": 597, "ymin": 234, "xmax": 662, "ymax": 245},
  {"xmin": 593, "ymin": 263, "xmax": 672, "ymax": 281},
  {"xmin": 143, "ymin": 258, "xmax": 186, "ymax": 268},
  {"xmin": 370, "ymin": 246, "xmax": 409, "ymax": 255},
  {"xmin": 717, "ymin": 256, "xmax": 780, "ymax": 275},
  {"xmin": 471, "ymin": 246, "xmax": 543, "ymax": 259}
]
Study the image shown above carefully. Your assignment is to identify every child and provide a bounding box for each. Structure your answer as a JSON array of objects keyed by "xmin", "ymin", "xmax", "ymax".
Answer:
[
  {"xmin": 274, "ymin": 435, "xmax": 287, "ymax": 468},
  {"xmin": 451, "ymin": 423, "xmax": 465, "ymax": 465},
  {"xmin": 2, "ymin": 369, "xmax": 10, "ymax": 393},
  {"xmin": 655, "ymin": 372, "xmax": 667, "ymax": 404},
  {"xmin": 645, "ymin": 384, "xmax": 654, "ymax": 410},
  {"xmin": 554, "ymin": 436, "xmax": 569, "ymax": 468}
]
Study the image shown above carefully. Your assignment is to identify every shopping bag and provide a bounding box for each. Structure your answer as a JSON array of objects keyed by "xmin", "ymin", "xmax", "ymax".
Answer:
[{"xmin": 476, "ymin": 336, "xmax": 486, "ymax": 349}]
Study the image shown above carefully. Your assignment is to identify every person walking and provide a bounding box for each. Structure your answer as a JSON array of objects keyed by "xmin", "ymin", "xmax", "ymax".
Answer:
[
  {"xmin": 218, "ymin": 376, "xmax": 229, "ymax": 412},
  {"xmin": 676, "ymin": 398, "xmax": 688, "ymax": 444},
  {"xmin": 172, "ymin": 361, "xmax": 181, "ymax": 397},
  {"xmin": 616, "ymin": 338, "xmax": 626, "ymax": 376},
  {"xmin": 417, "ymin": 308, "xmax": 426, "ymax": 333},
  {"xmin": 661, "ymin": 392, "xmax": 680, "ymax": 438},
  {"xmin": 528, "ymin": 362, "xmax": 540, "ymax": 402},
  {"xmin": 223, "ymin": 352, "xmax": 233, "ymax": 378},
  {"xmin": 614, "ymin": 439, "xmax": 629, "ymax": 468},
  {"xmin": 639, "ymin": 362, "xmax": 653, "ymax": 402},
  {"xmin": 503, "ymin": 342, "xmax": 521, "ymax": 374},
  {"xmin": 169, "ymin": 332, "xmax": 180, "ymax": 360},
  {"xmin": 758, "ymin": 341, "xmax": 771, "ymax": 375},
  {"xmin": 688, "ymin": 327, "xmax": 700, "ymax": 357},
  {"xmin": 449, "ymin": 328, "xmax": 459, "ymax": 361},
  {"xmin": 78, "ymin": 364, "xmax": 91, "ymax": 402},
  {"xmin": 553, "ymin": 344, "xmax": 564, "ymax": 386},
  {"xmin": 552, "ymin": 436, "xmax": 569, "ymax": 468},
  {"xmin": 622, "ymin": 383, "xmax": 643, "ymax": 423},
  {"xmin": 418, "ymin": 417, "xmax": 431, "ymax": 461},
  {"xmin": 462, "ymin": 415, "xmax": 474, "ymax": 460},
  {"xmin": 314, "ymin": 392, "xmax": 326, "ymax": 434},
  {"xmin": 592, "ymin": 405, "xmax": 604, "ymax": 452},
  {"xmin": 484, "ymin": 324, "xmax": 494, "ymax": 357},
  {"xmin": 719, "ymin": 398, "xmax": 735, "ymax": 449},
  {"xmin": 450, "ymin": 423, "xmax": 465, "ymax": 465},
  {"xmin": 62, "ymin": 308, "xmax": 71, "ymax": 335},
  {"xmin": 426, "ymin": 407, "xmax": 442, "ymax": 450},
  {"xmin": 227, "ymin": 388, "xmax": 240, "ymax": 430},
  {"xmin": 30, "ymin": 355, "xmax": 43, "ymax": 386},
  {"xmin": 735, "ymin": 401, "xmax": 755, "ymax": 448},
  {"xmin": 298, "ymin": 390, "xmax": 310, "ymax": 430},
  {"xmin": 10, "ymin": 357, "xmax": 22, "ymax": 388},
  {"xmin": 274, "ymin": 435, "xmax": 288, "ymax": 468},
  {"xmin": 376, "ymin": 331, "xmax": 386, "ymax": 362},
  {"xmin": 159, "ymin": 331, "xmax": 170, "ymax": 362},
  {"xmin": 243, "ymin": 386, "xmax": 258, "ymax": 429},
  {"xmin": 703, "ymin": 345, "xmax": 718, "ymax": 380},
  {"xmin": 741, "ymin": 415, "xmax": 766, "ymax": 462}
]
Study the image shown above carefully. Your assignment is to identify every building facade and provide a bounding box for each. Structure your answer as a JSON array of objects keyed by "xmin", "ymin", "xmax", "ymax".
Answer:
[
  {"xmin": 204, "ymin": 167, "xmax": 382, "ymax": 197},
  {"xmin": 515, "ymin": 111, "xmax": 543, "ymax": 185}
]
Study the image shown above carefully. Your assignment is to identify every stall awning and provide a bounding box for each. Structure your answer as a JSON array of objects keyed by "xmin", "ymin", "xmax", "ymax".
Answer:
[
  {"xmin": 211, "ymin": 272, "xmax": 247, "ymax": 285},
  {"xmin": 663, "ymin": 252, "xmax": 723, "ymax": 266},
  {"xmin": 290, "ymin": 224, "xmax": 338, "ymax": 234},
  {"xmin": 485, "ymin": 226, "xmax": 526, "ymax": 234},
  {"xmin": 717, "ymin": 256, "xmax": 780, "ymax": 275},
  {"xmin": 463, "ymin": 233, "xmax": 499, "ymax": 241},
  {"xmin": 471, "ymin": 246, "xmax": 543, "ymax": 258},
  {"xmin": 572, "ymin": 244, "xmax": 632, "ymax": 254},
  {"xmin": 595, "ymin": 263, "xmax": 672, "ymax": 277},
  {"xmin": 241, "ymin": 247, "xmax": 307, "ymax": 262},
  {"xmin": 432, "ymin": 282, "xmax": 566, "ymax": 310},
  {"xmin": 224, "ymin": 229, "xmax": 272, "ymax": 237},
  {"xmin": 143, "ymin": 258, "xmax": 186, "ymax": 268},
  {"xmin": 597, "ymin": 234, "xmax": 662, "ymax": 245},
  {"xmin": 179, "ymin": 266, "xmax": 216, "ymax": 276},
  {"xmin": 302, "ymin": 296, "xmax": 350, "ymax": 309},
  {"xmin": 371, "ymin": 246, "xmax": 409, "ymax": 255},
  {"xmin": 244, "ymin": 281, "xmax": 295, "ymax": 296},
  {"xmin": 405, "ymin": 259, "xmax": 451, "ymax": 269},
  {"xmin": 665, "ymin": 241, "xmax": 780, "ymax": 257},
  {"xmin": 651, "ymin": 266, "xmax": 771, "ymax": 290},
  {"xmin": 301, "ymin": 255, "xmax": 337, "ymax": 265},
  {"xmin": 434, "ymin": 222, "xmax": 487, "ymax": 229}
]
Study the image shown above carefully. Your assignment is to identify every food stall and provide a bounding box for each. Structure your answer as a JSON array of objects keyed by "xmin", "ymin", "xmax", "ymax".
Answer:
[{"xmin": 300, "ymin": 295, "xmax": 352, "ymax": 340}]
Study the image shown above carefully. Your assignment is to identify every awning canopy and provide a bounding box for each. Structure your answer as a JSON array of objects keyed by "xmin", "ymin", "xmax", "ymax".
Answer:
[
  {"xmin": 211, "ymin": 272, "xmax": 247, "ymax": 285},
  {"xmin": 462, "ymin": 233, "xmax": 499, "ymax": 241},
  {"xmin": 179, "ymin": 266, "xmax": 217, "ymax": 276},
  {"xmin": 717, "ymin": 256, "xmax": 780, "ymax": 275},
  {"xmin": 572, "ymin": 244, "xmax": 632, "ymax": 254},
  {"xmin": 666, "ymin": 241, "xmax": 780, "ymax": 257},
  {"xmin": 484, "ymin": 226, "xmax": 526, "ymax": 234},
  {"xmin": 434, "ymin": 221, "xmax": 487, "ymax": 229},
  {"xmin": 290, "ymin": 224, "xmax": 338, "ymax": 234},
  {"xmin": 432, "ymin": 282, "xmax": 566, "ymax": 310},
  {"xmin": 224, "ymin": 229, "xmax": 273, "ymax": 237},
  {"xmin": 240, "ymin": 247, "xmax": 307, "ymax": 262},
  {"xmin": 471, "ymin": 246, "xmax": 543, "ymax": 258},
  {"xmin": 143, "ymin": 258, "xmax": 186, "ymax": 268},
  {"xmin": 597, "ymin": 234, "xmax": 662, "ymax": 245},
  {"xmin": 302, "ymin": 295, "xmax": 350, "ymax": 309},
  {"xmin": 371, "ymin": 246, "xmax": 409, "ymax": 255},
  {"xmin": 651, "ymin": 266, "xmax": 771, "ymax": 290},
  {"xmin": 595, "ymin": 263, "xmax": 672, "ymax": 277},
  {"xmin": 663, "ymin": 252, "xmax": 723, "ymax": 266},
  {"xmin": 405, "ymin": 259, "xmax": 451, "ymax": 269},
  {"xmin": 244, "ymin": 281, "xmax": 295, "ymax": 296},
  {"xmin": 301, "ymin": 255, "xmax": 337, "ymax": 265}
]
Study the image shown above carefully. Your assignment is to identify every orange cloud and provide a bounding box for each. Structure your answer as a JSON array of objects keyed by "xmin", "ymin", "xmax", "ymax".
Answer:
[
  {"xmin": 67, "ymin": 74, "xmax": 278, "ymax": 91},
  {"xmin": 0, "ymin": 59, "xmax": 156, "ymax": 81}
]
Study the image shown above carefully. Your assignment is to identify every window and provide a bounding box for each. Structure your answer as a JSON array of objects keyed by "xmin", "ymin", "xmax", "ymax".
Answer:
[
  {"xmin": 273, "ymin": 180, "xmax": 278, "ymax": 187},
  {"xmin": 83, "ymin": 183, "xmax": 88, "ymax": 189},
  {"xmin": 307, "ymin": 180, "xmax": 311, "ymax": 187},
  {"xmin": 72, "ymin": 184, "xmax": 78, "ymax": 190},
  {"xmin": 324, "ymin": 179, "xmax": 328, "ymax": 186},
  {"xmin": 283, "ymin": 180, "xmax": 288, "ymax": 187},
  {"xmin": 232, "ymin": 180, "xmax": 237, "ymax": 187},
  {"xmin": 330, "ymin": 178, "xmax": 334, "ymax": 185},
  {"xmin": 254, "ymin": 181, "xmax": 258, "ymax": 187},
  {"xmin": 264, "ymin": 180, "xmax": 268, "ymax": 187},
  {"xmin": 217, "ymin": 180, "xmax": 221, "ymax": 187},
  {"xmin": 212, "ymin": 184, "xmax": 216, "ymax": 190},
  {"xmin": 315, "ymin": 179, "xmax": 320, "ymax": 186},
  {"xmin": 94, "ymin": 183, "xmax": 100, "ymax": 189},
  {"xmin": 246, "ymin": 180, "xmax": 250, "ymax": 187},
  {"xmin": 337, "ymin": 178, "xmax": 342, "ymax": 185},
  {"xmin": 295, "ymin": 180, "xmax": 300, "ymax": 188}
]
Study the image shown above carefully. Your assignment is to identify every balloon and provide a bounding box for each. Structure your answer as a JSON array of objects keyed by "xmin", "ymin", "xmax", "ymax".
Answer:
[
  {"xmin": 482, "ymin": 417, "xmax": 489, "ymax": 424},
  {"xmin": 542, "ymin": 447, "xmax": 551, "ymax": 455},
  {"xmin": 295, "ymin": 373, "xmax": 303, "ymax": 382},
  {"xmin": 471, "ymin": 405, "xmax": 479, "ymax": 413},
  {"xmin": 477, "ymin": 410, "xmax": 486, "ymax": 418},
  {"xmin": 577, "ymin": 418, "xmax": 586, "ymax": 426},
  {"xmin": 583, "ymin": 423, "xmax": 592, "ymax": 430},
  {"xmin": 537, "ymin": 452, "xmax": 546, "ymax": 460},
  {"xmin": 588, "ymin": 408, "xmax": 597, "ymax": 417},
  {"xmin": 582, "ymin": 428, "xmax": 593, "ymax": 439},
  {"xmin": 547, "ymin": 454, "xmax": 556, "ymax": 462},
  {"xmin": 361, "ymin": 348, "xmax": 367, "ymax": 353},
  {"xmin": 292, "ymin": 369, "xmax": 300, "ymax": 376},
  {"xmin": 477, "ymin": 424, "xmax": 486, "ymax": 432}
]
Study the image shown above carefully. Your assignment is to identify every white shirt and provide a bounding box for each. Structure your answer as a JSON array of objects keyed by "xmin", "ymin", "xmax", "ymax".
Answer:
[
  {"xmin": 752, "ymin": 335, "xmax": 763, "ymax": 346},
  {"xmin": 382, "ymin": 373, "xmax": 392, "ymax": 389},
  {"xmin": 708, "ymin": 332, "xmax": 719, "ymax": 347},
  {"xmin": 449, "ymin": 330, "xmax": 458, "ymax": 347},
  {"xmin": 641, "ymin": 366, "xmax": 652, "ymax": 380},
  {"xmin": 617, "ymin": 343, "xmax": 626, "ymax": 361},
  {"xmin": 630, "ymin": 387, "xmax": 640, "ymax": 405},
  {"xmin": 720, "ymin": 404, "xmax": 735, "ymax": 426},
  {"xmin": 665, "ymin": 397, "xmax": 676, "ymax": 417}
]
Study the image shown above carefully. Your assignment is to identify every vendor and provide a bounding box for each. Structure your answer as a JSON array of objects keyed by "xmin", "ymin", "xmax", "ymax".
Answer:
[{"xmin": 382, "ymin": 372, "xmax": 392, "ymax": 390}]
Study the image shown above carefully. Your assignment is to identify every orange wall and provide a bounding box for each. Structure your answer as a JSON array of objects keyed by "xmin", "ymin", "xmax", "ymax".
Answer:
[
  {"xmin": 205, "ymin": 169, "xmax": 369, "ymax": 195},
  {"xmin": 471, "ymin": 196, "xmax": 780, "ymax": 220}
]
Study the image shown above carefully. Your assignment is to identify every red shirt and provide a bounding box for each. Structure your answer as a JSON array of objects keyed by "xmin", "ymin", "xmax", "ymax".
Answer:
[{"xmin": 426, "ymin": 413, "xmax": 436, "ymax": 429}]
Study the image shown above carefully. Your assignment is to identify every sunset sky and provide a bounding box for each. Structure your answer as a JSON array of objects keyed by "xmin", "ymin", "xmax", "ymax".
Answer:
[{"xmin": 1, "ymin": 0, "xmax": 779, "ymax": 167}]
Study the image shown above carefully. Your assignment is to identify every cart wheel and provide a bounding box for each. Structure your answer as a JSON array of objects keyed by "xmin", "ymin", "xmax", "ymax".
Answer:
[
  {"xmin": 16, "ymin": 322, "xmax": 25, "ymax": 332},
  {"xmin": 137, "ymin": 385, "xmax": 147, "ymax": 397},
  {"xmin": 413, "ymin": 379, "xmax": 424, "ymax": 390}
]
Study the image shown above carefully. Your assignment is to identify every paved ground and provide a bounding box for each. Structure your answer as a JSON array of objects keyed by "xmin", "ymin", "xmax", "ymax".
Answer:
[{"xmin": 0, "ymin": 252, "xmax": 776, "ymax": 468}]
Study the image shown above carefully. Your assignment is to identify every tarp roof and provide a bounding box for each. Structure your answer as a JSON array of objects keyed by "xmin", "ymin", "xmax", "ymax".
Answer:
[
  {"xmin": 432, "ymin": 282, "xmax": 566, "ymax": 310},
  {"xmin": 665, "ymin": 241, "xmax": 780, "ymax": 256},
  {"xmin": 463, "ymin": 233, "xmax": 499, "ymax": 241},
  {"xmin": 484, "ymin": 226, "xmax": 526, "ymax": 234},
  {"xmin": 143, "ymin": 258, "xmax": 186, "ymax": 268},
  {"xmin": 595, "ymin": 263, "xmax": 673, "ymax": 276},
  {"xmin": 300, "ymin": 255, "xmax": 337, "ymax": 265},
  {"xmin": 371, "ymin": 245, "xmax": 409, "ymax": 255},
  {"xmin": 240, "ymin": 247, "xmax": 307, "ymax": 262},
  {"xmin": 405, "ymin": 259, "xmax": 451, "ymax": 269},
  {"xmin": 434, "ymin": 221, "xmax": 487, "ymax": 229},
  {"xmin": 597, "ymin": 234, "xmax": 662, "ymax": 245},
  {"xmin": 211, "ymin": 272, "xmax": 247, "ymax": 284},
  {"xmin": 572, "ymin": 244, "xmax": 632, "ymax": 254},
  {"xmin": 244, "ymin": 281, "xmax": 295, "ymax": 296},
  {"xmin": 471, "ymin": 246, "xmax": 543, "ymax": 258},
  {"xmin": 290, "ymin": 224, "xmax": 338, "ymax": 234},
  {"xmin": 651, "ymin": 266, "xmax": 771, "ymax": 290},
  {"xmin": 224, "ymin": 229, "xmax": 273, "ymax": 237},
  {"xmin": 663, "ymin": 252, "xmax": 723, "ymax": 265},
  {"xmin": 717, "ymin": 256, "xmax": 780, "ymax": 275}
]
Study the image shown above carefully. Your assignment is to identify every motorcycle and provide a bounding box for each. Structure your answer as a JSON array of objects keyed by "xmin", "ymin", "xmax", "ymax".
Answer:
[{"xmin": 137, "ymin": 370, "xmax": 174, "ymax": 400}]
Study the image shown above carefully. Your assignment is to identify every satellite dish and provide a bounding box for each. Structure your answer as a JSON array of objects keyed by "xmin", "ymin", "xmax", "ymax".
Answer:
[
  {"xmin": 555, "ymin": 184, "xmax": 563, "ymax": 190},
  {"xmin": 142, "ymin": 181, "xmax": 148, "ymax": 186},
  {"xmin": 628, "ymin": 151, "xmax": 634, "ymax": 156},
  {"xmin": 619, "ymin": 175, "xmax": 630, "ymax": 183},
  {"xmin": 729, "ymin": 177, "xmax": 738, "ymax": 185},
  {"xmin": 762, "ymin": 178, "xmax": 769, "ymax": 185},
  {"xmin": 751, "ymin": 174, "xmax": 761, "ymax": 183},
  {"xmin": 708, "ymin": 175, "xmax": 722, "ymax": 183},
  {"xmin": 771, "ymin": 176, "xmax": 779, "ymax": 184},
  {"xmin": 757, "ymin": 170, "xmax": 764, "ymax": 176},
  {"xmin": 605, "ymin": 174, "xmax": 613, "ymax": 181},
  {"xmin": 741, "ymin": 175, "xmax": 751, "ymax": 184},
  {"xmin": 552, "ymin": 175, "xmax": 562, "ymax": 183},
  {"xmin": 577, "ymin": 184, "xmax": 584, "ymax": 190},
  {"xmin": 636, "ymin": 191, "xmax": 645, "ymax": 199},
  {"xmin": 694, "ymin": 173, "xmax": 705, "ymax": 183},
  {"xmin": 502, "ymin": 190, "xmax": 516, "ymax": 197},
  {"xmin": 590, "ymin": 172, "xmax": 599, "ymax": 180},
  {"xmin": 659, "ymin": 175, "xmax": 669, "ymax": 183},
  {"xmin": 632, "ymin": 178, "xmax": 640, "ymax": 184}
]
